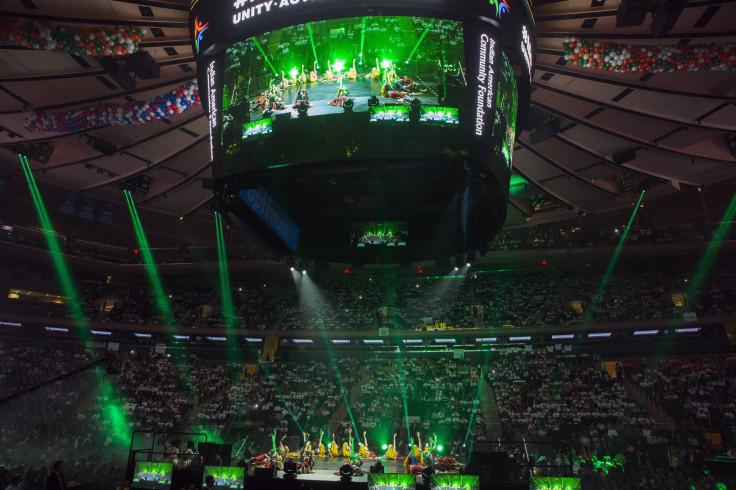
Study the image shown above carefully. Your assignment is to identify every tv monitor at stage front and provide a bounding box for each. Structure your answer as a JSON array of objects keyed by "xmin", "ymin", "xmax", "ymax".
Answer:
[{"xmin": 191, "ymin": 0, "xmax": 535, "ymax": 263}]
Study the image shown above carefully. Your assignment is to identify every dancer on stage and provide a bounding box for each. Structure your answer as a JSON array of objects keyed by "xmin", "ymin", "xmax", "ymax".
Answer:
[
  {"xmin": 403, "ymin": 434, "xmax": 424, "ymax": 475},
  {"xmin": 341, "ymin": 429, "xmax": 353, "ymax": 458},
  {"xmin": 297, "ymin": 432, "xmax": 315, "ymax": 473},
  {"xmin": 316, "ymin": 429, "xmax": 326, "ymax": 457},
  {"xmin": 421, "ymin": 433, "xmax": 438, "ymax": 467},
  {"xmin": 292, "ymin": 87, "xmax": 310, "ymax": 110},
  {"xmin": 358, "ymin": 431, "xmax": 376, "ymax": 459},
  {"xmin": 383, "ymin": 434, "xmax": 398, "ymax": 460},
  {"xmin": 249, "ymin": 430, "xmax": 278, "ymax": 469},
  {"xmin": 329, "ymin": 85, "xmax": 350, "ymax": 107},
  {"xmin": 329, "ymin": 433, "xmax": 339, "ymax": 458}
]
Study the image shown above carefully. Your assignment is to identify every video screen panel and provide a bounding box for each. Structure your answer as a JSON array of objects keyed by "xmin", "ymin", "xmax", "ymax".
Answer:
[
  {"xmin": 351, "ymin": 221, "xmax": 408, "ymax": 248},
  {"xmin": 131, "ymin": 462, "xmax": 173, "ymax": 489},
  {"xmin": 203, "ymin": 466, "xmax": 245, "ymax": 489},
  {"xmin": 368, "ymin": 473, "xmax": 417, "ymax": 490},
  {"xmin": 493, "ymin": 53, "xmax": 518, "ymax": 170},
  {"xmin": 221, "ymin": 16, "xmax": 468, "ymax": 173}
]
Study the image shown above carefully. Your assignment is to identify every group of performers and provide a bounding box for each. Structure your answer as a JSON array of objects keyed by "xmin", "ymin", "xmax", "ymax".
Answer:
[
  {"xmin": 249, "ymin": 57, "xmax": 425, "ymax": 116},
  {"xmin": 248, "ymin": 429, "xmax": 461, "ymax": 476}
]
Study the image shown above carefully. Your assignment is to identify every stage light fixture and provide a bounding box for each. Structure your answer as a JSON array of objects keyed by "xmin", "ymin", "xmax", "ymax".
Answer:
[
  {"xmin": 422, "ymin": 465, "xmax": 436, "ymax": 481},
  {"xmin": 370, "ymin": 461, "xmax": 384, "ymax": 474},
  {"xmin": 409, "ymin": 97, "xmax": 421, "ymax": 122},
  {"xmin": 466, "ymin": 262, "xmax": 471, "ymax": 267},
  {"xmin": 339, "ymin": 463, "xmax": 354, "ymax": 480},
  {"xmin": 367, "ymin": 95, "xmax": 379, "ymax": 108},
  {"xmin": 381, "ymin": 444, "xmax": 388, "ymax": 450},
  {"xmin": 343, "ymin": 98, "xmax": 354, "ymax": 112},
  {"xmin": 302, "ymin": 270, "xmax": 307, "ymax": 274},
  {"xmin": 290, "ymin": 267, "xmax": 295, "ymax": 271},
  {"xmin": 283, "ymin": 460, "xmax": 297, "ymax": 478},
  {"xmin": 297, "ymin": 100, "xmax": 309, "ymax": 118}
]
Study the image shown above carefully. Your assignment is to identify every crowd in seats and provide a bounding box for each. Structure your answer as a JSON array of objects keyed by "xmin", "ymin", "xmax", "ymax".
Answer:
[
  {"xmin": 385, "ymin": 277, "xmax": 472, "ymax": 329},
  {"xmin": 351, "ymin": 357, "xmax": 484, "ymax": 452},
  {"xmin": 621, "ymin": 355, "xmax": 736, "ymax": 433},
  {"xmin": 488, "ymin": 350, "xmax": 651, "ymax": 448},
  {"xmin": 281, "ymin": 277, "xmax": 384, "ymax": 331},
  {"xmin": 474, "ymin": 271, "xmax": 578, "ymax": 327},
  {"xmin": 559, "ymin": 265, "xmax": 671, "ymax": 323},
  {"xmin": 490, "ymin": 223, "xmax": 710, "ymax": 251},
  {"xmin": 197, "ymin": 358, "xmax": 356, "ymax": 438}
]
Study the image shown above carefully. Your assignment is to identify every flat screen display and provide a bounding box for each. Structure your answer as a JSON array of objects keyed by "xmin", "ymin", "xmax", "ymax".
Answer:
[
  {"xmin": 131, "ymin": 462, "xmax": 173, "ymax": 489},
  {"xmin": 351, "ymin": 221, "xmax": 408, "ymax": 248},
  {"xmin": 203, "ymin": 466, "xmax": 245, "ymax": 489},
  {"xmin": 221, "ymin": 15, "xmax": 468, "ymax": 173}
]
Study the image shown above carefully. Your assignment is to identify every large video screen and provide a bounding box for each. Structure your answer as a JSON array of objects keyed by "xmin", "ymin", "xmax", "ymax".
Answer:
[
  {"xmin": 221, "ymin": 16, "xmax": 468, "ymax": 173},
  {"xmin": 203, "ymin": 466, "xmax": 245, "ymax": 489},
  {"xmin": 351, "ymin": 221, "xmax": 408, "ymax": 248},
  {"xmin": 131, "ymin": 462, "xmax": 173, "ymax": 489}
]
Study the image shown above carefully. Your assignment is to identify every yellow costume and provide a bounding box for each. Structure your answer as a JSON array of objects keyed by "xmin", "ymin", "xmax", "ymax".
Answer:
[
  {"xmin": 329, "ymin": 441, "xmax": 338, "ymax": 457},
  {"xmin": 318, "ymin": 443, "xmax": 325, "ymax": 457},
  {"xmin": 341, "ymin": 442, "xmax": 351, "ymax": 458},
  {"xmin": 359, "ymin": 443, "xmax": 369, "ymax": 459},
  {"xmin": 386, "ymin": 445, "xmax": 397, "ymax": 460}
]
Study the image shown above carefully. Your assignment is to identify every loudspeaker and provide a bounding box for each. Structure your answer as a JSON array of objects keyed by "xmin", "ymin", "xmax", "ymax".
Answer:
[
  {"xmin": 651, "ymin": 0, "xmax": 687, "ymax": 37},
  {"xmin": 616, "ymin": 0, "xmax": 650, "ymax": 27},
  {"xmin": 127, "ymin": 51, "xmax": 161, "ymax": 79},
  {"xmin": 100, "ymin": 58, "xmax": 136, "ymax": 90},
  {"xmin": 613, "ymin": 147, "xmax": 636, "ymax": 164}
]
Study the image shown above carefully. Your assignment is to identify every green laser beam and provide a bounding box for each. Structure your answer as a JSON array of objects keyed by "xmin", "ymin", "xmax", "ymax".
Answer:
[
  {"xmin": 463, "ymin": 347, "xmax": 493, "ymax": 461},
  {"xmin": 685, "ymin": 193, "xmax": 736, "ymax": 308},
  {"xmin": 251, "ymin": 36, "xmax": 278, "ymax": 76},
  {"xmin": 585, "ymin": 190, "xmax": 645, "ymax": 324},
  {"xmin": 20, "ymin": 154, "xmax": 132, "ymax": 442},
  {"xmin": 407, "ymin": 18, "xmax": 436, "ymax": 62},
  {"xmin": 394, "ymin": 347, "xmax": 412, "ymax": 448},
  {"xmin": 359, "ymin": 17, "xmax": 366, "ymax": 62},
  {"xmin": 124, "ymin": 190, "xmax": 176, "ymax": 328},
  {"xmin": 306, "ymin": 23, "xmax": 318, "ymax": 67}
]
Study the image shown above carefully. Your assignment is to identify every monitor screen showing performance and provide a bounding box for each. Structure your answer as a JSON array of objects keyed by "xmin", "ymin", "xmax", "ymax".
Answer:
[
  {"xmin": 351, "ymin": 221, "xmax": 408, "ymax": 248},
  {"xmin": 131, "ymin": 462, "xmax": 173, "ymax": 489},
  {"xmin": 221, "ymin": 15, "xmax": 468, "ymax": 174},
  {"xmin": 203, "ymin": 466, "xmax": 245, "ymax": 489}
]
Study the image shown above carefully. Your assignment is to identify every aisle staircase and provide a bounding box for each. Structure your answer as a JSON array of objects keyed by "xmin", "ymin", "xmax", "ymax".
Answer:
[
  {"xmin": 328, "ymin": 365, "xmax": 369, "ymax": 435},
  {"xmin": 480, "ymin": 378, "xmax": 503, "ymax": 440}
]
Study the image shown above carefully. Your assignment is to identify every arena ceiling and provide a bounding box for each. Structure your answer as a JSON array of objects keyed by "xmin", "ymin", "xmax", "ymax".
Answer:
[{"xmin": 0, "ymin": 0, "xmax": 734, "ymax": 230}]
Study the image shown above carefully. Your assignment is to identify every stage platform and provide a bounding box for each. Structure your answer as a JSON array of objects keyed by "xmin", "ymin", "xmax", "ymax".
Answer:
[{"xmin": 249, "ymin": 76, "xmax": 442, "ymax": 121}]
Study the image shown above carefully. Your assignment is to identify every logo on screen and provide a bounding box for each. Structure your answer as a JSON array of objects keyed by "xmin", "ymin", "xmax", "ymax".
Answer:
[
  {"xmin": 490, "ymin": 0, "xmax": 511, "ymax": 19},
  {"xmin": 194, "ymin": 17, "xmax": 209, "ymax": 53}
]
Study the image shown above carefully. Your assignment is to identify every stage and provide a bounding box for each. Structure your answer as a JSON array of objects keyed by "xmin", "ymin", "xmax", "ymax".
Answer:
[{"xmin": 248, "ymin": 76, "xmax": 443, "ymax": 122}]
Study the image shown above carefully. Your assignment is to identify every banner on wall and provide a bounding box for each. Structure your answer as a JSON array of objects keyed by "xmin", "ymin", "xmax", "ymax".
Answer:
[
  {"xmin": 0, "ymin": 170, "xmax": 8, "ymax": 196},
  {"xmin": 98, "ymin": 201, "xmax": 116, "ymax": 225},
  {"xmin": 77, "ymin": 195, "xmax": 98, "ymax": 221},
  {"xmin": 59, "ymin": 190, "xmax": 78, "ymax": 215}
]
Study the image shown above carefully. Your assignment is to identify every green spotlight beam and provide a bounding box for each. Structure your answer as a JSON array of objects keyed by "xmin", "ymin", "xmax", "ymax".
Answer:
[
  {"xmin": 213, "ymin": 214, "xmax": 304, "ymax": 435},
  {"xmin": 19, "ymin": 154, "xmax": 132, "ymax": 441},
  {"xmin": 19, "ymin": 155, "xmax": 87, "ymax": 326},
  {"xmin": 685, "ymin": 193, "xmax": 736, "ymax": 307},
  {"xmin": 323, "ymin": 337, "xmax": 360, "ymax": 438},
  {"xmin": 407, "ymin": 18, "xmax": 436, "ymax": 62},
  {"xmin": 463, "ymin": 347, "xmax": 493, "ymax": 461},
  {"xmin": 306, "ymin": 23, "xmax": 318, "ymax": 66},
  {"xmin": 124, "ymin": 190, "xmax": 176, "ymax": 328},
  {"xmin": 585, "ymin": 190, "xmax": 645, "ymax": 324},
  {"xmin": 251, "ymin": 36, "xmax": 278, "ymax": 75},
  {"xmin": 359, "ymin": 17, "xmax": 366, "ymax": 60},
  {"xmin": 394, "ymin": 347, "xmax": 412, "ymax": 448}
]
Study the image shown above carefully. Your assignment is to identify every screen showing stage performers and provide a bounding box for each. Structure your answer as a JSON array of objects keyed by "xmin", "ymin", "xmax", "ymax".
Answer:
[
  {"xmin": 203, "ymin": 466, "xmax": 245, "ymax": 489},
  {"xmin": 221, "ymin": 16, "xmax": 468, "ymax": 174},
  {"xmin": 493, "ymin": 53, "xmax": 518, "ymax": 170},
  {"xmin": 351, "ymin": 221, "xmax": 408, "ymax": 248},
  {"xmin": 131, "ymin": 462, "xmax": 173, "ymax": 488}
]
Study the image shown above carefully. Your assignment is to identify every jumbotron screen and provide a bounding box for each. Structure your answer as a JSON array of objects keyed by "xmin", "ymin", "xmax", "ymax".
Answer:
[
  {"xmin": 221, "ymin": 16, "xmax": 468, "ymax": 175},
  {"xmin": 192, "ymin": 0, "xmax": 535, "ymax": 260}
]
